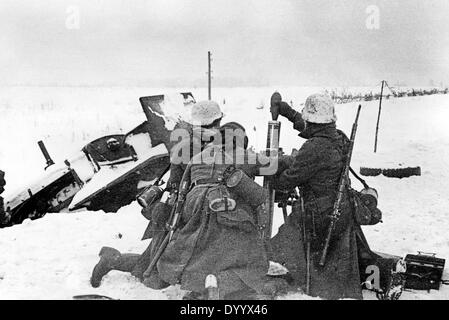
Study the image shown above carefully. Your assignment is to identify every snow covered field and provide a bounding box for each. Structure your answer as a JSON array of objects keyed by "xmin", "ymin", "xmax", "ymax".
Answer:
[{"xmin": 0, "ymin": 86, "xmax": 448, "ymax": 300}]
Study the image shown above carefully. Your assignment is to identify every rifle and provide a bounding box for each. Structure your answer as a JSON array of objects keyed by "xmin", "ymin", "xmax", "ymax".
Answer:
[
  {"xmin": 319, "ymin": 104, "xmax": 362, "ymax": 267},
  {"xmin": 142, "ymin": 169, "xmax": 191, "ymax": 278}
]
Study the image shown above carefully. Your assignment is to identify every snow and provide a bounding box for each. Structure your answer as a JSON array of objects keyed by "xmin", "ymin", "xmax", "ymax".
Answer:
[
  {"xmin": 1, "ymin": 86, "xmax": 448, "ymax": 300},
  {"xmin": 156, "ymin": 92, "xmax": 196, "ymax": 130},
  {"xmin": 3, "ymin": 165, "xmax": 71, "ymax": 209},
  {"xmin": 0, "ymin": 202, "xmax": 172, "ymax": 300},
  {"xmin": 69, "ymin": 143, "xmax": 168, "ymax": 210},
  {"xmin": 124, "ymin": 132, "xmax": 153, "ymax": 157}
]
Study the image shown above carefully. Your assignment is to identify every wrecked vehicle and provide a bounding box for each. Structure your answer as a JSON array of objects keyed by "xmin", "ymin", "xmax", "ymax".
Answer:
[{"xmin": 1, "ymin": 92, "xmax": 195, "ymax": 228}]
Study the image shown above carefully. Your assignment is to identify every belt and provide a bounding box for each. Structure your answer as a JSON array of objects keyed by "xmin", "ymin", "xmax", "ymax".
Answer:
[{"xmin": 191, "ymin": 179, "xmax": 222, "ymax": 187}]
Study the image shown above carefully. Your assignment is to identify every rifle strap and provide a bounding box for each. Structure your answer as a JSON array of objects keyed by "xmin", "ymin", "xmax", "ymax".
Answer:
[
  {"xmin": 349, "ymin": 166, "xmax": 369, "ymax": 189},
  {"xmin": 156, "ymin": 163, "xmax": 171, "ymax": 185}
]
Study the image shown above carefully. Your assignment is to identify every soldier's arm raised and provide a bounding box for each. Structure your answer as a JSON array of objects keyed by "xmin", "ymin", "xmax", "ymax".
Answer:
[{"xmin": 273, "ymin": 101, "xmax": 305, "ymax": 132}]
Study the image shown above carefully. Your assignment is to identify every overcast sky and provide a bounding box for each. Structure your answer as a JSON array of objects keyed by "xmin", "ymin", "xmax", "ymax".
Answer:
[{"xmin": 1, "ymin": 0, "xmax": 448, "ymax": 86}]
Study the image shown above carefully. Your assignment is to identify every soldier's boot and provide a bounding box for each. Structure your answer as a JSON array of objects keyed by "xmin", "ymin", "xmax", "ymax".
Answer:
[{"xmin": 90, "ymin": 247, "xmax": 140, "ymax": 288}]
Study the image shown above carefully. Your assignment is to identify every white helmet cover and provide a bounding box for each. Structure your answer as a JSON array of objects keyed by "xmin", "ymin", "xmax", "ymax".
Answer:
[
  {"xmin": 188, "ymin": 100, "xmax": 224, "ymax": 126},
  {"xmin": 301, "ymin": 93, "xmax": 337, "ymax": 124}
]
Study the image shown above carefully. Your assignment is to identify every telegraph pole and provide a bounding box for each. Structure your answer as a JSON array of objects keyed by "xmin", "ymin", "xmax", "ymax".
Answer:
[
  {"xmin": 207, "ymin": 51, "xmax": 212, "ymax": 100},
  {"xmin": 374, "ymin": 80, "xmax": 385, "ymax": 153}
]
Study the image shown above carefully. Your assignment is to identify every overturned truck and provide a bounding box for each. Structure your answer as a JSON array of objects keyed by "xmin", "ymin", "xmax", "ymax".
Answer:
[{"xmin": 1, "ymin": 92, "xmax": 195, "ymax": 228}]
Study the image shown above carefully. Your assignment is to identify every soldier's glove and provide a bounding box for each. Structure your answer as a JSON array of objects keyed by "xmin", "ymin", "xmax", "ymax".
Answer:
[
  {"xmin": 276, "ymin": 101, "xmax": 299, "ymax": 122},
  {"xmin": 271, "ymin": 102, "xmax": 306, "ymax": 132}
]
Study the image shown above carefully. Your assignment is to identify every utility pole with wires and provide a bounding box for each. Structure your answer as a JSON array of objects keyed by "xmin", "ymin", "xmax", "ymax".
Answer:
[
  {"xmin": 374, "ymin": 80, "xmax": 385, "ymax": 153},
  {"xmin": 207, "ymin": 51, "xmax": 212, "ymax": 100}
]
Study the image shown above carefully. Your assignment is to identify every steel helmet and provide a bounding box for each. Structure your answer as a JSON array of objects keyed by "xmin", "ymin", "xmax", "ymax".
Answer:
[
  {"xmin": 301, "ymin": 93, "xmax": 337, "ymax": 124},
  {"xmin": 188, "ymin": 100, "xmax": 224, "ymax": 126}
]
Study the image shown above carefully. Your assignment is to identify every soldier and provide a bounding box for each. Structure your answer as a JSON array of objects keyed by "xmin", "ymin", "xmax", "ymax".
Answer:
[
  {"xmin": 155, "ymin": 122, "xmax": 285, "ymax": 300},
  {"xmin": 269, "ymin": 93, "xmax": 365, "ymax": 299},
  {"xmin": 269, "ymin": 93, "xmax": 405, "ymax": 300},
  {"xmin": 90, "ymin": 101, "xmax": 224, "ymax": 289}
]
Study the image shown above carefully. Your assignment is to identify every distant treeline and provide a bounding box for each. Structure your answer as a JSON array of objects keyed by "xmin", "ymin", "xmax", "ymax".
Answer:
[{"xmin": 328, "ymin": 87, "xmax": 449, "ymax": 104}]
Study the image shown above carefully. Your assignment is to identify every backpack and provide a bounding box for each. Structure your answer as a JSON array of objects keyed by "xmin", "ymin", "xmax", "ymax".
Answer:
[{"xmin": 348, "ymin": 188, "xmax": 382, "ymax": 226}]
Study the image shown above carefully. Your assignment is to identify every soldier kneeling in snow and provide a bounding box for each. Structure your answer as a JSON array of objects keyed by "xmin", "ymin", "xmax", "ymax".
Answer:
[
  {"xmin": 268, "ymin": 94, "xmax": 404, "ymax": 300},
  {"xmin": 155, "ymin": 122, "xmax": 287, "ymax": 299},
  {"xmin": 90, "ymin": 101, "xmax": 225, "ymax": 289}
]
